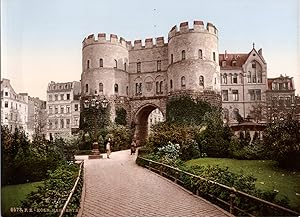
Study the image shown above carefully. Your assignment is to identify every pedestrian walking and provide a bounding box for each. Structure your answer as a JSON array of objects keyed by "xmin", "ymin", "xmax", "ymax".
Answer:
[
  {"xmin": 106, "ymin": 138, "xmax": 111, "ymax": 159},
  {"xmin": 131, "ymin": 139, "xmax": 137, "ymax": 155}
]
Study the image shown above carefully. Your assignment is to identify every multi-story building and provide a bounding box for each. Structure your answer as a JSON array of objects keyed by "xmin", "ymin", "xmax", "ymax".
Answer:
[
  {"xmin": 219, "ymin": 47, "xmax": 268, "ymax": 123},
  {"xmin": 148, "ymin": 108, "xmax": 164, "ymax": 131},
  {"xmin": 1, "ymin": 79, "xmax": 28, "ymax": 133},
  {"xmin": 27, "ymin": 96, "xmax": 47, "ymax": 139},
  {"xmin": 266, "ymin": 75, "xmax": 297, "ymax": 121},
  {"xmin": 46, "ymin": 81, "xmax": 81, "ymax": 139}
]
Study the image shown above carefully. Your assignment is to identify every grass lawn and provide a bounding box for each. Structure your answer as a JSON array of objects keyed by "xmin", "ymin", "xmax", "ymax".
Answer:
[
  {"xmin": 1, "ymin": 181, "xmax": 43, "ymax": 216},
  {"xmin": 185, "ymin": 158, "xmax": 300, "ymax": 209}
]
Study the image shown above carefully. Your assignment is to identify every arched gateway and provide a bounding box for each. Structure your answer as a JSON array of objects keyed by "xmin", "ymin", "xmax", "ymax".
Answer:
[{"xmin": 130, "ymin": 99, "xmax": 167, "ymax": 145}]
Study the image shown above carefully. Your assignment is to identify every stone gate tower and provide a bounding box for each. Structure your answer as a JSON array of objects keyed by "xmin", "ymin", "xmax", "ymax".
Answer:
[{"xmin": 81, "ymin": 20, "xmax": 221, "ymax": 143}]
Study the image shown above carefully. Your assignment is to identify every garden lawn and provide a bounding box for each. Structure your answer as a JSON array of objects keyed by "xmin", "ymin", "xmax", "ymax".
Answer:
[
  {"xmin": 185, "ymin": 158, "xmax": 300, "ymax": 209},
  {"xmin": 1, "ymin": 181, "xmax": 43, "ymax": 216}
]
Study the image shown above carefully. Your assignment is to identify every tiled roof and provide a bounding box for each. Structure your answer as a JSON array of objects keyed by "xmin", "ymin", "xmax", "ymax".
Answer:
[{"xmin": 219, "ymin": 53, "xmax": 249, "ymax": 69}]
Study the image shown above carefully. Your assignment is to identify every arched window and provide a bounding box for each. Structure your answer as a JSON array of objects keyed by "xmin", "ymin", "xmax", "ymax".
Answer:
[
  {"xmin": 114, "ymin": 84, "xmax": 118, "ymax": 94},
  {"xmin": 157, "ymin": 60, "xmax": 161, "ymax": 71},
  {"xmin": 159, "ymin": 81, "xmax": 163, "ymax": 93},
  {"xmin": 100, "ymin": 58, "xmax": 103, "ymax": 67},
  {"xmin": 126, "ymin": 86, "xmax": 129, "ymax": 95},
  {"xmin": 247, "ymin": 71, "xmax": 252, "ymax": 83},
  {"xmin": 223, "ymin": 74, "xmax": 227, "ymax": 84},
  {"xmin": 156, "ymin": 81, "xmax": 159, "ymax": 94},
  {"xmin": 99, "ymin": 83, "xmax": 103, "ymax": 93},
  {"xmin": 137, "ymin": 62, "xmax": 141, "ymax": 73},
  {"xmin": 114, "ymin": 59, "xmax": 117, "ymax": 68},
  {"xmin": 182, "ymin": 50, "xmax": 186, "ymax": 60},
  {"xmin": 257, "ymin": 71, "xmax": 262, "ymax": 83},
  {"xmin": 87, "ymin": 60, "xmax": 90, "ymax": 69},
  {"xmin": 170, "ymin": 80, "xmax": 173, "ymax": 89},
  {"xmin": 170, "ymin": 54, "xmax": 173, "ymax": 63},
  {"xmin": 124, "ymin": 63, "xmax": 127, "ymax": 71},
  {"xmin": 233, "ymin": 73, "xmax": 238, "ymax": 84},
  {"xmin": 85, "ymin": 84, "xmax": 89, "ymax": 93},
  {"xmin": 252, "ymin": 71, "xmax": 257, "ymax": 83},
  {"xmin": 198, "ymin": 49, "xmax": 203, "ymax": 59},
  {"xmin": 213, "ymin": 52, "xmax": 216, "ymax": 61},
  {"xmin": 199, "ymin": 76, "xmax": 204, "ymax": 87},
  {"xmin": 181, "ymin": 76, "xmax": 186, "ymax": 89}
]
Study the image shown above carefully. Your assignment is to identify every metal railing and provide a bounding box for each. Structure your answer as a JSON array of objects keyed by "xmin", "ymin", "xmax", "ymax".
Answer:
[
  {"xmin": 137, "ymin": 156, "xmax": 300, "ymax": 216},
  {"xmin": 59, "ymin": 161, "xmax": 84, "ymax": 217}
]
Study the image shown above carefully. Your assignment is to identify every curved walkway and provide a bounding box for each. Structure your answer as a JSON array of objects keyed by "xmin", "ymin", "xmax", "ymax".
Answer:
[{"xmin": 77, "ymin": 150, "xmax": 232, "ymax": 217}]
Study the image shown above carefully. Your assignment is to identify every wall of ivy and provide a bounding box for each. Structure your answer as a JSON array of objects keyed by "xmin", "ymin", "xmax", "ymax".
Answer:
[
  {"xmin": 166, "ymin": 95, "xmax": 217, "ymax": 125},
  {"xmin": 79, "ymin": 104, "xmax": 111, "ymax": 140}
]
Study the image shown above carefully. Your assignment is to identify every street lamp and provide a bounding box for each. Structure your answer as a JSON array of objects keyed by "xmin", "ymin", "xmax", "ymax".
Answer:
[{"xmin": 83, "ymin": 95, "xmax": 109, "ymax": 159}]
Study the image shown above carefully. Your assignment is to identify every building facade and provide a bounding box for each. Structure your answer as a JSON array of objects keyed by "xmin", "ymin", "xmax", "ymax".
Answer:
[
  {"xmin": 81, "ymin": 20, "xmax": 221, "ymax": 142},
  {"xmin": 27, "ymin": 96, "xmax": 47, "ymax": 139},
  {"xmin": 46, "ymin": 81, "xmax": 81, "ymax": 139},
  {"xmin": 1, "ymin": 79, "xmax": 29, "ymax": 133},
  {"xmin": 220, "ymin": 48, "xmax": 268, "ymax": 123},
  {"xmin": 148, "ymin": 108, "xmax": 164, "ymax": 131},
  {"xmin": 266, "ymin": 75, "xmax": 297, "ymax": 121}
]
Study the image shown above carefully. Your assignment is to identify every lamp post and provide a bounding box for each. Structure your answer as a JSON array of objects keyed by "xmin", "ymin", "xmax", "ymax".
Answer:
[{"xmin": 84, "ymin": 95, "xmax": 109, "ymax": 159}]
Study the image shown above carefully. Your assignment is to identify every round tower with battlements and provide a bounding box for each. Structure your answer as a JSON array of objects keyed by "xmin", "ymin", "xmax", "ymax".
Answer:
[
  {"xmin": 167, "ymin": 21, "xmax": 221, "ymax": 105},
  {"xmin": 81, "ymin": 33, "xmax": 130, "ymax": 121}
]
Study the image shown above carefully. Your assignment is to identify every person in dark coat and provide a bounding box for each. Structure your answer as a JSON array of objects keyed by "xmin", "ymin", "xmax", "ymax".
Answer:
[{"xmin": 131, "ymin": 139, "xmax": 137, "ymax": 155}]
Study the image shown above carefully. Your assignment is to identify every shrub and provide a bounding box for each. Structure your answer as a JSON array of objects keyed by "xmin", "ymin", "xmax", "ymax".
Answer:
[
  {"xmin": 14, "ymin": 163, "xmax": 82, "ymax": 217},
  {"xmin": 157, "ymin": 142, "xmax": 180, "ymax": 160},
  {"xmin": 147, "ymin": 123, "xmax": 200, "ymax": 161},
  {"xmin": 106, "ymin": 125, "xmax": 133, "ymax": 151}
]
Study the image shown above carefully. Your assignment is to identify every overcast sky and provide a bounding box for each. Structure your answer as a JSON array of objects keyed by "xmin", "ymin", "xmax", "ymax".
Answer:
[{"xmin": 1, "ymin": 0, "xmax": 300, "ymax": 100}]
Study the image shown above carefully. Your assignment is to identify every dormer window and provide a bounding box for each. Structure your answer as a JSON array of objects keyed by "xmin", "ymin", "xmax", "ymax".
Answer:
[
  {"xmin": 222, "ymin": 61, "xmax": 226, "ymax": 67},
  {"xmin": 232, "ymin": 60, "xmax": 237, "ymax": 67}
]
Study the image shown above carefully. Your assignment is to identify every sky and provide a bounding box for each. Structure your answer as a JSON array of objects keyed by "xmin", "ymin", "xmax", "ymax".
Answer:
[{"xmin": 1, "ymin": 0, "xmax": 300, "ymax": 100}]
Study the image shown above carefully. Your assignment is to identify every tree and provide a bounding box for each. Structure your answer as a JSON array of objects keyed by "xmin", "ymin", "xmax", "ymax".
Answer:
[
  {"xmin": 196, "ymin": 110, "xmax": 233, "ymax": 157},
  {"xmin": 263, "ymin": 117, "xmax": 300, "ymax": 169}
]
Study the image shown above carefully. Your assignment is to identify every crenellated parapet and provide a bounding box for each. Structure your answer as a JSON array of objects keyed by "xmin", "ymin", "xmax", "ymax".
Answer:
[
  {"xmin": 168, "ymin": 20, "xmax": 218, "ymax": 40},
  {"xmin": 128, "ymin": 37, "xmax": 166, "ymax": 50},
  {"xmin": 82, "ymin": 33, "xmax": 128, "ymax": 49}
]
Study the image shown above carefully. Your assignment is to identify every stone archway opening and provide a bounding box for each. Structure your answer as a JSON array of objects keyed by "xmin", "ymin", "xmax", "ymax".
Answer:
[{"xmin": 134, "ymin": 104, "xmax": 164, "ymax": 146}]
